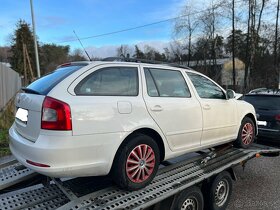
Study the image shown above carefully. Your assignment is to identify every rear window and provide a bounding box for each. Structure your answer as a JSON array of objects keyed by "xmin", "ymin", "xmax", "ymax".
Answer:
[
  {"xmin": 75, "ymin": 67, "xmax": 138, "ymax": 96},
  {"xmin": 243, "ymin": 95, "xmax": 280, "ymax": 110},
  {"xmin": 26, "ymin": 66, "xmax": 83, "ymax": 95}
]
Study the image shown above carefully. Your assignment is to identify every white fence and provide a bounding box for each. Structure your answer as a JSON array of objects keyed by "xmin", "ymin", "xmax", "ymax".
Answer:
[{"xmin": 0, "ymin": 63, "xmax": 22, "ymax": 110}]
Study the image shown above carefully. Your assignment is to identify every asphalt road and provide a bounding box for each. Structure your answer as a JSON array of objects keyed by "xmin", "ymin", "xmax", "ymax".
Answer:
[{"xmin": 227, "ymin": 154, "xmax": 280, "ymax": 210}]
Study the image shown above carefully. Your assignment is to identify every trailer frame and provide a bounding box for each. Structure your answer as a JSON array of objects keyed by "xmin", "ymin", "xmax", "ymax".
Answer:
[{"xmin": 0, "ymin": 143, "xmax": 279, "ymax": 210}]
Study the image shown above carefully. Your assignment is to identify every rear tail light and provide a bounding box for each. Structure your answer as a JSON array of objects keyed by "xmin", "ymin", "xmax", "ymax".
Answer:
[
  {"xmin": 275, "ymin": 114, "xmax": 280, "ymax": 121},
  {"xmin": 26, "ymin": 160, "xmax": 50, "ymax": 168},
  {"xmin": 41, "ymin": 96, "xmax": 72, "ymax": 130}
]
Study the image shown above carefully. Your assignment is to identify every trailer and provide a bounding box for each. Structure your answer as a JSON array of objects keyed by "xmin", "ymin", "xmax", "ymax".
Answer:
[{"xmin": 0, "ymin": 143, "xmax": 279, "ymax": 210}]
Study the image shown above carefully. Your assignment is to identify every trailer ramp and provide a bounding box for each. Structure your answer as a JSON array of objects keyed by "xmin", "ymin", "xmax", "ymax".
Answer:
[
  {"xmin": 0, "ymin": 144, "xmax": 279, "ymax": 210},
  {"xmin": 0, "ymin": 156, "xmax": 36, "ymax": 191}
]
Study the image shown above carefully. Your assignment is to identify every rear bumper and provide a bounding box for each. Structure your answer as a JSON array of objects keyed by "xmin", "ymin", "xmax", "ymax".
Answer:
[
  {"xmin": 9, "ymin": 123, "xmax": 126, "ymax": 177},
  {"xmin": 258, "ymin": 127, "xmax": 280, "ymax": 141}
]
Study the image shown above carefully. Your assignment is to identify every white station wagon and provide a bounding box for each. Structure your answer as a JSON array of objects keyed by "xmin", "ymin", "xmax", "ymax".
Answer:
[{"xmin": 9, "ymin": 60, "xmax": 257, "ymax": 190}]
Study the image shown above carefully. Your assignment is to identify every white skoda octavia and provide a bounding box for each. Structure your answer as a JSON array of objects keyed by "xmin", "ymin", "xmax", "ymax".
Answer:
[{"xmin": 9, "ymin": 61, "xmax": 257, "ymax": 190}]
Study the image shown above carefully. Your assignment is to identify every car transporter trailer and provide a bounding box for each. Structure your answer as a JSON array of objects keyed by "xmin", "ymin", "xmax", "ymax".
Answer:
[{"xmin": 0, "ymin": 143, "xmax": 279, "ymax": 210}]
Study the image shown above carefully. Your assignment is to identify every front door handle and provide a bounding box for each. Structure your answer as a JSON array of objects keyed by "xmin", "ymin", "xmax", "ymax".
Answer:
[
  {"xmin": 202, "ymin": 104, "xmax": 211, "ymax": 110},
  {"xmin": 150, "ymin": 105, "xmax": 163, "ymax": 112}
]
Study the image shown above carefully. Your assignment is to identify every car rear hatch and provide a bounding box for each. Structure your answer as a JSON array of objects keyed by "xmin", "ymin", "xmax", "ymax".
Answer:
[
  {"xmin": 244, "ymin": 95, "xmax": 280, "ymax": 131},
  {"xmin": 14, "ymin": 64, "xmax": 87, "ymax": 142},
  {"xmin": 15, "ymin": 92, "xmax": 45, "ymax": 142}
]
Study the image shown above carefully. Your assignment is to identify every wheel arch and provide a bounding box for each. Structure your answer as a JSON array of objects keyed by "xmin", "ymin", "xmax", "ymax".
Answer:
[
  {"xmin": 129, "ymin": 128, "xmax": 165, "ymax": 162},
  {"xmin": 244, "ymin": 113, "xmax": 257, "ymax": 135},
  {"xmin": 226, "ymin": 168, "xmax": 237, "ymax": 181},
  {"xmin": 113, "ymin": 128, "xmax": 166, "ymax": 165}
]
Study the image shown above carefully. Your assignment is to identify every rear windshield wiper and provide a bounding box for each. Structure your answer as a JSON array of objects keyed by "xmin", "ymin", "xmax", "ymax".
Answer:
[{"xmin": 21, "ymin": 87, "xmax": 41, "ymax": 95}]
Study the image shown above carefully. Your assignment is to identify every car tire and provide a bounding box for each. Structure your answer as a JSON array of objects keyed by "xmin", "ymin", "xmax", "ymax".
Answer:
[
  {"xmin": 173, "ymin": 186, "xmax": 204, "ymax": 210},
  {"xmin": 234, "ymin": 117, "xmax": 255, "ymax": 148},
  {"xmin": 203, "ymin": 171, "xmax": 233, "ymax": 210},
  {"xmin": 112, "ymin": 134, "xmax": 160, "ymax": 191}
]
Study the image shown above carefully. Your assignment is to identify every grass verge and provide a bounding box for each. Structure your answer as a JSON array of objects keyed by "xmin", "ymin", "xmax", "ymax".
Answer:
[{"xmin": 0, "ymin": 98, "xmax": 15, "ymax": 157}]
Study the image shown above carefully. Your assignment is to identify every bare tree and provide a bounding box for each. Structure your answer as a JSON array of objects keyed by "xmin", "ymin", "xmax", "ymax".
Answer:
[
  {"xmin": 163, "ymin": 47, "xmax": 171, "ymax": 61},
  {"xmin": 248, "ymin": 0, "xmax": 267, "ymax": 88},
  {"xmin": 171, "ymin": 0, "xmax": 278, "ymax": 89},
  {"xmin": 68, "ymin": 49, "xmax": 87, "ymax": 62},
  {"xmin": 174, "ymin": 0, "xmax": 199, "ymax": 66},
  {"xmin": 169, "ymin": 41, "xmax": 184, "ymax": 63},
  {"xmin": 116, "ymin": 45, "xmax": 131, "ymax": 58},
  {"xmin": 243, "ymin": 0, "xmax": 252, "ymax": 92},
  {"xmin": 232, "ymin": 0, "xmax": 236, "ymax": 90},
  {"xmin": 274, "ymin": 0, "xmax": 280, "ymax": 88},
  {"xmin": 199, "ymin": 1, "xmax": 224, "ymax": 73}
]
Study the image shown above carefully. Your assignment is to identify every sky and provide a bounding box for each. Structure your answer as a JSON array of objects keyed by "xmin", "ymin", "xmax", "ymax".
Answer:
[{"xmin": 0, "ymin": 0, "xmax": 189, "ymax": 57}]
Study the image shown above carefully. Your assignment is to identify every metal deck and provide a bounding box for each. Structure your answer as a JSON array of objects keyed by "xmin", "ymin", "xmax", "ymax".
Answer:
[
  {"xmin": 0, "ymin": 184, "xmax": 69, "ymax": 210},
  {"xmin": 0, "ymin": 144, "xmax": 279, "ymax": 210},
  {"xmin": 0, "ymin": 156, "xmax": 36, "ymax": 191}
]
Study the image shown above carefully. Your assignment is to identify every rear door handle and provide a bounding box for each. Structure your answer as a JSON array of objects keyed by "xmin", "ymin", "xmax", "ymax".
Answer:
[
  {"xmin": 202, "ymin": 104, "xmax": 211, "ymax": 110},
  {"xmin": 150, "ymin": 105, "xmax": 163, "ymax": 112}
]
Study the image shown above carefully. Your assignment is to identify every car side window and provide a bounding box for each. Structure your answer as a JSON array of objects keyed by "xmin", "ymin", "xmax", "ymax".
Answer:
[
  {"xmin": 75, "ymin": 67, "xmax": 138, "ymax": 96},
  {"xmin": 144, "ymin": 68, "xmax": 191, "ymax": 98},
  {"xmin": 187, "ymin": 72, "xmax": 226, "ymax": 99}
]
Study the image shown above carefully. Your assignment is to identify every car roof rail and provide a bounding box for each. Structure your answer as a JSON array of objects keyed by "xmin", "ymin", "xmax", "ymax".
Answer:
[
  {"xmin": 102, "ymin": 57, "xmax": 192, "ymax": 70},
  {"xmin": 248, "ymin": 88, "xmax": 280, "ymax": 95},
  {"xmin": 56, "ymin": 61, "xmax": 92, "ymax": 69},
  {"xmin": 249, "ymin": 88, "xmax": 267, "ymax": 93}
]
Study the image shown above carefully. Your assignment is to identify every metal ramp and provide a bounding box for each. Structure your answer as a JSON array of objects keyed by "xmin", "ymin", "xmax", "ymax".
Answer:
[
  {"xmin": 0, "ymin": 184, "xmax": 69, "ymax": 210},
  {"xmin": 0, "ymin": 156, "xmax": 37, "ymax": 191},
  {"xmin": 57, "ymin": 148, "xmax": 252, "ymax": 210}
]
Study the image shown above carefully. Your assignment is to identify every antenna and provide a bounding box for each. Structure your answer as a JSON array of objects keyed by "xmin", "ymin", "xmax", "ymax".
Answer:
[{"xmin": 73, "ymin": 30, "xmax": 92, "ymax": 61}]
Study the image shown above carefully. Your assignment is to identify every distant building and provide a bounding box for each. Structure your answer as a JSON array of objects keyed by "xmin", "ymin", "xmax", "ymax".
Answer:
[
  {"xmin": 182, "ymin": 58, "xmax": 245, "ymax": 90},
  {"xmin": 220, "ymin": 58, "xmax": 245, "ymax": 88}
]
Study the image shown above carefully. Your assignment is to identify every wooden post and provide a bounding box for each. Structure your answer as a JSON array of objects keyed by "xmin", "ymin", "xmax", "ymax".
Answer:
[
  {"xmin": 24, "ymin": 44, "xmax": 35, "ymax": 81},
  {"xmin": 22, "ymin": 43, "xmax": 27, "ymax": 86}
]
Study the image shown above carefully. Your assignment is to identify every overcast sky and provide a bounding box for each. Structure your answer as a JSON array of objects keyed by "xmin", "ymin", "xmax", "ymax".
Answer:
[{"xmin": 0, "ymin": 0, "xmax": 192, "ymax": 57}]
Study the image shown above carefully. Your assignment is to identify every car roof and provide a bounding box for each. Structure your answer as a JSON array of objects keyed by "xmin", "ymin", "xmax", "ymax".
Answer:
[
  {"xmin": 246, "ymin": 88, "xmax": 280, "ymax": 96},
  {"xmin": 57, "ymin": 58, "xmax": 197, "ymax": 73}
]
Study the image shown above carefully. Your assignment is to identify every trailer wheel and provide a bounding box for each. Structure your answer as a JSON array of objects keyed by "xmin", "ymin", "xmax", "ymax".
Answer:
[
  {"xmin": 173, "ymin": 186, "xmax": 204, "ymax": 210},
  {"xmin": 112, "ymin": 134, "xmax": 160, "ymax": 191},
  {"xmin": 204, "ymin": 171, "xmax": 233, "ymax": 210}
]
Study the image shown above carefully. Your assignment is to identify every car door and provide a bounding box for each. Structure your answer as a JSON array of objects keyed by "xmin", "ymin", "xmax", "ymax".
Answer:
[
  {"xmin": 142, "ymin": 67, "xmax": 203, "ymax": 152},
  {"xmin": 186, "ymin": 72, "xmax": 238, "ymax": 146}
]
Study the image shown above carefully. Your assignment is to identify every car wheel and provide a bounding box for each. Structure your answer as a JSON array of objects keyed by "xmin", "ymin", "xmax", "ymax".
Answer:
[
  {"xmin": 204, "ymin": 171, "xmax": 233, "ymax": 210},
  {"xmin": 112, "ymin": 134, "xmax": 160, "ymax": 191},
  {"xmin": 173, "ymin": 186, "xmax": 204, "ymax": 210},
  {"xmin": 235, "ymin": 117, "xmax": 255, "ymax": 148}
]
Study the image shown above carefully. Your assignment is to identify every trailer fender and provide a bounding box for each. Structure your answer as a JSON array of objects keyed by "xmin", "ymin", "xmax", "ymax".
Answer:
[{"xmin": 227, "ymin": 167, "xmax": 237, "ymax": 181}]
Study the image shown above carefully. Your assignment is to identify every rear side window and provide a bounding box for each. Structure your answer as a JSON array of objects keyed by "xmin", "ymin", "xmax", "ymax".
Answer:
[
  {"xmin": 75, "ymin": 67, "xmax": 138, "ymax": 96},
  {"xmin": 243, "ymin": 95, "xmax": 280, "ymax": 110},
  {"xmin": 144, "ymin": 68, "xmax": 191, "ymax": 98},
  {"xmin": 26, "ymin": 66, "xmax": 83, "ymax": 95},
  {"xmin": 187, "ymin": 72, "xmax": 226, "ymax": 99}
]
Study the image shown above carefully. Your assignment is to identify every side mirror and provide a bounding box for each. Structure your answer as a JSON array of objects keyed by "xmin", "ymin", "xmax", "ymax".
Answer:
[{"xmin": 226, "ymin": 89, "xmax": 235, "ymax": 99}]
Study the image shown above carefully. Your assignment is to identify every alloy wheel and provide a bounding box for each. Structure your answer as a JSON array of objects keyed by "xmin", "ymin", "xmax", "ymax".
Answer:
[
  {"xmin": 126, "ymin": 144, "xmax": 155, "ymax": 183},
  {"xmin": 241, "ymin": 123, "xmax": 254, "ymax": 145}
]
